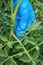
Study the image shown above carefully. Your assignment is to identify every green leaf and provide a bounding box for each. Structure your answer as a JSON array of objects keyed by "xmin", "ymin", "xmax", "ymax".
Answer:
[
  {"xmin": 23, "ymin": 37, "xmax": 37, "ymax": 46},
  {"xmin": 28, "ymin": 22, "xmax": 41, "ymax": 32},
  {"xmin": 0, "ymin": 44, "xmax": 3, "ymax": 49},
  {"xmin": 16, "ymin": 45, "xmax": 22, "ymax": 50},
  {"xmin": 6, "ymin": 42, "xmax": 13, "ymax": 48},
  {"xmin": 0, "ymin": 49, "xmax": 8, "ymax": 57},
  {"xmin": 0, "ymin": 36, "xmax": 8, "ymax": 42},
  {"xmin": 35, "ymin": 46, "xmax": 39, "ymax": 51},
  {"xmin": 19, "ymin": 50, "xmax": 39, "ymax": 63},
  {"xmin": 5, "ymin": 59, "xmax": 17, "ymax": 65}
]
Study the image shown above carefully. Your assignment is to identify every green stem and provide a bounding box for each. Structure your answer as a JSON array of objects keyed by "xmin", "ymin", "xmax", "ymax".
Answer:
[
  {"xmin": 12, "ymin": 33, "xmax": 36, "ymax": 65},
  {"xmin": 1, "ymin": 41, "xmax": 43, "ymax": 65},
  {"xmin": 9, "ymin": 0, "xmax": 22, "ymax": 41},
  {"xmin": 11, "ymin": 0, "xmax": 13, "ymax": 16},
  {"xmin": 9, "ymin": 0, "xmax": 13, "ymax": 40}
]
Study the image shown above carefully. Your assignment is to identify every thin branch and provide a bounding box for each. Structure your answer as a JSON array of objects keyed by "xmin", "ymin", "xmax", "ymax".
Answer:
[
  {"xmin": 12, "ymin": 33, "xmax": 36, "ymax": 65},
  {"xmin": 1, "ymin": 41, "xmax": 43, "ymax": 65},
  {"xmin": 9, "ymin": 0, "xmax": 22, "ymax": 41}
]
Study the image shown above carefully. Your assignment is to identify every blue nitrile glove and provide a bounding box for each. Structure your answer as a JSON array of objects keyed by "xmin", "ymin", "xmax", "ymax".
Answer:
[
  {"xmin": 13, "ymin": 0, "xmax": 35, "ymax": 39},
  {"xmin": 13, "ymin": 0, "xmax": 18, "ymax": 9}
]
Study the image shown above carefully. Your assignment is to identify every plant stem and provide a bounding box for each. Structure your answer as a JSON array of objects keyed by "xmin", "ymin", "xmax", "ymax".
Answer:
[
  {"xmin": 11, "ymin": 0, "xmax": 13, "ymax": 16},
  {"xmin": 1, "ymin": 41, "xmax": 43, "ymax": 65},
  {"xmin": 12, "ymin": 33, "xmax": 36, "ymax": 65},
  {"xmin": 9, "ymin": 0, "xmax": 22, "ymax": 41}
]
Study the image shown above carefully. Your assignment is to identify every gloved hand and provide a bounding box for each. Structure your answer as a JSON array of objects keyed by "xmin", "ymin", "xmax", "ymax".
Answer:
[{"xmin": 13, "ymin": 0, "xmax": 35, "ymax": 39}]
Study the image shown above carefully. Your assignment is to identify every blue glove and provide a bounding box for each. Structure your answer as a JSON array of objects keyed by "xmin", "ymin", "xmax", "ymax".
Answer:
[{"xmin": 13, "ymin": 0, "xmax": 35, "ymax": 39}]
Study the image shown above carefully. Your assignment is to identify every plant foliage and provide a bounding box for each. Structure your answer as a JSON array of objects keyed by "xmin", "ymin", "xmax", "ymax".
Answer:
[{"xmin": 0, "ymin": 0, "xmax": 43, "ymax": 65}]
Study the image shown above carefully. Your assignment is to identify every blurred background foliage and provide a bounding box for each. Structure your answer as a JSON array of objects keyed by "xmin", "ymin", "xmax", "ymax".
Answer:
[{"xmin": 0, "ymin": 0, "xmax": 43, "ymax": 65}]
